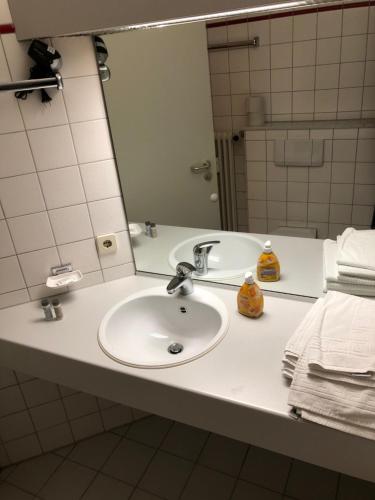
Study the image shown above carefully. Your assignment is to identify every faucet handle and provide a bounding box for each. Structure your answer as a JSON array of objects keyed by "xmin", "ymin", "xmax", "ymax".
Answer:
[
  {"xmin": 193, "ymin": 240, "xmax": 220, "ymax": 255},
  {"xmin": 176, "ymin": 262, "xmax": 196, "ymax": 277}
]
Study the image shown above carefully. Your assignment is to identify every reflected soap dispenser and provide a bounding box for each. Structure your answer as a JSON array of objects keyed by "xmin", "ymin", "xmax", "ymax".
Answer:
[
  {"xmin": 257, "ymin": 240, "xmax": 280, "ymax": 282},
  {"xmin": 237, "ymin": 272, "xmax": 264, "ymax": 318}
]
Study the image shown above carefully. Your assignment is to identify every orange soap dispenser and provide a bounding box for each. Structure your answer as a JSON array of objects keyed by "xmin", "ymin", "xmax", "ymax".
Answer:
[
  {"xmin": 237, "ymin": 271, "xmax": 264, "ymax": 318},
  {"xmin": 257, "ymin": 240, "xmax": 280, "ymax": 282}
]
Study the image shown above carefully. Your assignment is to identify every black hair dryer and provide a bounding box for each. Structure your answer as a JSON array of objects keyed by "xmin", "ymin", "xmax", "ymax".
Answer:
[{"xmin": 16, "ymin": 39, "xmax": 62, "ymax": 103}]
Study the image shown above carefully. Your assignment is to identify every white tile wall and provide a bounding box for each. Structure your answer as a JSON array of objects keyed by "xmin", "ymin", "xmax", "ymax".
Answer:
[
  {"xmin": 208, "ymin": 5, "xmax": 375, "ymax": 232},
  {"xmin": 0, "ymin": 1, "xmax": 139, "ymax": 465},
  {"xmin": 0, "ymin": 24, "xmax": 135, "ymax": 311},
  {"xmin": 0, "ymin": 364, "xmax": 146, "ymax": 467},
  {"xmin": 208, "ymin": 5, "xmax": 375, "ymax": 124},
  {"xmin": 245, "ymin": 127, "xmax": 375, "ymax": 238}
]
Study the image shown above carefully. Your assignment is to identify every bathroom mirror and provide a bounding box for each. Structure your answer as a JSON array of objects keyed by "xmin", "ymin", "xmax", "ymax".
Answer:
[{"xmin": 100, "ymin": 5, "xmax": 375, "ymax": 298}]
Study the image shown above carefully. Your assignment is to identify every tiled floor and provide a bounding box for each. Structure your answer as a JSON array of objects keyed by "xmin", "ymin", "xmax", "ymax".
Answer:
[{"xmin": 1, "ymin": 415, "xmax": 375, "ymax": 500}]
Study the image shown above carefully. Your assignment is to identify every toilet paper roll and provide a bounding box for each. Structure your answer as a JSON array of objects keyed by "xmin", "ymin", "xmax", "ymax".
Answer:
[
  {"xmin": 247, "ymin": 95, "xmax": 265, "ymax": 126},
  {"xmin": 247, "ymin": 95, "xmax": 264, "ymax": 112}
]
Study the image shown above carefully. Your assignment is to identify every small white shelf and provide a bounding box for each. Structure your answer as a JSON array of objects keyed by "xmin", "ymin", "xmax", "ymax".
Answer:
[{"xmin": 245, "ymin": 118, "xmax": 375, "ymax": 131}]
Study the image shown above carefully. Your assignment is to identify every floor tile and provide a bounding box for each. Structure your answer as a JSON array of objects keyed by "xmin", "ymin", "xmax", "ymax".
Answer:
[
  {"xmin": 240, "ymin": 446, "xmax": 291, "ymax": 493},
  {"xmin": 337, "ymin": 474, "xmax": 375, "ymax": 500},
  {"xmin": 102, "ymin": 438, "xmax": 154, "ymax": 485},
  {"xmin": 161, "ymin": 422, "xmax": 208, "ymax": 461},
  {"xmin": 232, "ymin": 480, "xmax": 283, "ymax": 500},
  {"xmin": 127, "ymin": 416, "xmax": 173, "ymax": 448},
  {"xmin": 0, "ymin": 464, "xmax": 16, "ymax": 481},
  {"xmin": 39, "ymin": 460, "xmax": 96, "ymax": 500},
  {"xmin": 198, "ymin": 433, "xmax": 248, "ymax": 477},
  {"xmin": 139, "ymin": 450, "xmax": 193, "ymax": 500},
  {"xmin": 181, "ymin": 464, "xmax": 235, "ymax": 500},
  {"xmin": 285, "ymin": 460, "xmax": 339, "ymax": 500},
  {"xmin": 0, "ymin": 482, "xmax": 35, "ymax": 499},
  {"xmin": 7, "ymin": 453, "xmax": 63, "ymax": 494},
  {"xmin": 81, "ymin": 473, "xmax": 133, "ymax": 500},
  {"xmin": 110, "ymin": 424, "xmax": 129, "ymax": 437},
  {"xmin": 69, "ymin": 432, "xmax": 120, "ymax": 470},
  {"xmin": 2, "ymin": 419, "xmax": 375, "ymax": 500},
  {"xmin": 131, "ymin": 490, "xmax": 162, "ymax": 500},
  {"xmin": 52, "ymin": 444, "xmax": 74, "ymax": 457}
]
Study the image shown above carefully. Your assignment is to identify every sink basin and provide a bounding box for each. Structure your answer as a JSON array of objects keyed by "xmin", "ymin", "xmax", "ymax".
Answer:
[
  {"xmin": 169, "ymin": 232, "xmax": 263, "ymax": 279},
  {"xmin": 98, "ymin": 286, "xmax": 229, "ymax": 368}
]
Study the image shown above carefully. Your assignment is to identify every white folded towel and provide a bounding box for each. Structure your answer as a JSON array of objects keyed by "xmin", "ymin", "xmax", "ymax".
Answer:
[
  {"xmin": 338, "ymin": 264, "xmax": 375, "ymax": 281},
  {"xmin": 289, "ymin": 370, "xmax": 375, "ymax": 440},
  {"xmin": 323, "ymin": 240, "xmax": 375, "ymax": 296},
  {"xmin": 337, "ymin": 228, "xmax": 375, "ymax": 272},
  {"xmin": 284, "ymin": 292, "xmax": 375, "ymax": 439},
  {"xmin": 282, "ymin": 292, "xmax": 375, "ymax": 387},
  {"xmin": 307, "ymin": 293, "xmax": 375, "ymax": 375},
  {"xmin": 283, "ymin": 293, "xmax": 375, "ymax": 387},
  {"xmin": 283, "ymin": 298, "xmax": 325, "ymax": 372}
]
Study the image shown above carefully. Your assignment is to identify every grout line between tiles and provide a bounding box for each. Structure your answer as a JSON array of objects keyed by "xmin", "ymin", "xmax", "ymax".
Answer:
[
  {"xmin": 282, "ymin": 457, "xmax": 294, "ymax": 497},
  {"xmin": 228, "ymin": 443, "xmax": 252, "ymax": 500},
  {"xmin": 126, "ymin": 418, "xmax": 175, "ymax": 500},
  {"xmin": 51, "ymin": 54, "xmax": 99, "ymax": 253},
  {"xmin": 335, "ymin": 474, "xmax": 343, "ymax": 500},
  {"xmin": 78, "ymin": 417, "xmax": 170, "ymax": 500},
  {"xmin": 0, "ymin": 35, "xmax": 32, "ymax": 299},
  {"xmin": 0, "ymin": 52, "xmax": 63, "ymax": 300},
  {"xmin": 175, "ymin": 430, "xmax": 212, "ymax": 500}
]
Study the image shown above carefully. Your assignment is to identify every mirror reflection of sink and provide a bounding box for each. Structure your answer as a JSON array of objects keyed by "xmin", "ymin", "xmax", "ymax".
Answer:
[
  {"xmin": 169, "ymin": 233, "xmax": 264, "ymax": 279},
  {"xmin": 98, "ymin": 286, "xmax": 229, "ymax": 368}
]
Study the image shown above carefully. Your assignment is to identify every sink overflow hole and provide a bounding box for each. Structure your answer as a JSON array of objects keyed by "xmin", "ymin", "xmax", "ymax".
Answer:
[
  {"xmin": 168, "ymin": 343, "xmax": 184, "ymax": 355},
  {"xmin": 180, "ymin": 307, "xmax": 187, "ymax": 313}
]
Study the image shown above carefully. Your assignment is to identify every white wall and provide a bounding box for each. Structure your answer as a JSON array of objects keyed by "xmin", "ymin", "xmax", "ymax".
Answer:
[
  {"xmin": 245, "ymin": 126, "xmax": 375, "ymax": 238},
  {"xmin": 0, "ymin": 28, "xmax": 135, "ymax": 309},
  {"xmin": 207, "ymin": 4, "xmax": 375, "ymax": 235},
  {"xmin": 0, "ymin": 0, "xmax": 139, "ymax": 465},
  {"xmin": 208, "ymin": 5, "xmax": 375, "ymax": 123}
]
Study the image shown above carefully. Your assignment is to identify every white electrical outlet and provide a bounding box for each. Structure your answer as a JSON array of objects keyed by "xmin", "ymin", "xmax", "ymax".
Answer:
[{"xmin": 96, "ymin": 234, "xmax": 117, "ymax": 256}]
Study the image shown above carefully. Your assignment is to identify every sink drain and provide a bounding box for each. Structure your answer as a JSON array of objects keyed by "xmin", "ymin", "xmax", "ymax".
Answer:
[{"xmin": 168, "ymin": 342, "xmax": 184, "ymax": 355}]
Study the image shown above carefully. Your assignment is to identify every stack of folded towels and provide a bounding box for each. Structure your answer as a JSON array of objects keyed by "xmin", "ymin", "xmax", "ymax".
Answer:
[
  {"xmin": 283, "ymin": 291, "xmax": 375, "ymax": 439},
  {"xmin": 323, "ymin": 227, "xmax": 375, "ymax": 297}
]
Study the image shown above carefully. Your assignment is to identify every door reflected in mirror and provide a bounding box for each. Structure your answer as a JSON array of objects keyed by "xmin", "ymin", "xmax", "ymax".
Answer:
[{"xmin": 100, "ymin": 4, "xmax": 375, "ymax": 299}]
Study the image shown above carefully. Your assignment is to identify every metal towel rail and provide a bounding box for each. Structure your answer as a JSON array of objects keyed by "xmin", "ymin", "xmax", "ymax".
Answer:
[
  {"xmin": 0, "ymin": 73, "xmax": 63, "ymax": 93},
  {"xmin": 208, "ymin": 37, "xmax": 259, "ymax": 51}
]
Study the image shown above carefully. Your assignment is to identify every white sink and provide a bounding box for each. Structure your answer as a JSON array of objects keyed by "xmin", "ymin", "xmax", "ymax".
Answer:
[
  {"xmin": 169, "ymin": 232, "xmax": 263, "ymax": 279},
  {"xmin": 98, "ymin": 286, "xmax": 229, "ymax": 368}
]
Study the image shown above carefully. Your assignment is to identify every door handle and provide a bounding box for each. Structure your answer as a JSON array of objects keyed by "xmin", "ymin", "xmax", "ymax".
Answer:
[
  {"xmin": 190, "ymin": 160, "xmax": 211, "ymax": 173},
  {"xmin": 190, "ymin": 160, "xmax": 211, "ymax": 180}
]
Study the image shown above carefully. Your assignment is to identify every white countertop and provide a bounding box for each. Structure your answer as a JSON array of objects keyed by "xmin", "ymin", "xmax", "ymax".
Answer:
[
  {"xmin": 132, "ymin": 225, "xmax": 324, "ymax": 298},
  {"xmin": 1, "ymin": 274, "xmax": 375, "ymax": 481}
]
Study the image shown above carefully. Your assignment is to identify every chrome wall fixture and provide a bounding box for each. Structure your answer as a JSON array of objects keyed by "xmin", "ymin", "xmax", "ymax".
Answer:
[
  {"xmin": 208, "ymin": 36, "xmax": 259, "ymax": 51},
  {"xmin": 0, "ymin": 73, "xmax": 63, "ymax": 93},
  {"xmin": 94, "ymin": 36, "xmax": 111, "ymax": 83}
]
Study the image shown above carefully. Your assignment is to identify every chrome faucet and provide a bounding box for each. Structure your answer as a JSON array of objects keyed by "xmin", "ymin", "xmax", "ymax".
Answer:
[
  {"xmin": 193, "ymin": 240, "xmax": 220, "ymax": 276},
  {"xmin": 167, "ymin": 262, "xmax": 196, "ymax": 296}
]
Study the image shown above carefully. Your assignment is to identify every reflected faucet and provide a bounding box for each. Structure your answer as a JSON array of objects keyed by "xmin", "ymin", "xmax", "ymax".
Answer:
[
  {"xmin": 193, "ymin": 240, "xmax": 220, "ymax": 276},
  {"xmin": 167, "ymin": 262, "xmax": 196, "ymax": 296}
]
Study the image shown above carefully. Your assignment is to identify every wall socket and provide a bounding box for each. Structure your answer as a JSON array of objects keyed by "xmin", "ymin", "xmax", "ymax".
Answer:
[{"xmin": 96, "ymin": 234, "xmax": 117, "ymax": 256}]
